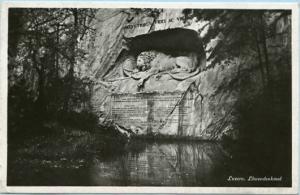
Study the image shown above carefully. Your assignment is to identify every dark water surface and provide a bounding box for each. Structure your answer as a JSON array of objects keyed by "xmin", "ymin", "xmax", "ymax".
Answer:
[
  {"xmin": 89, "ymin": 141, "xmax": 229, "ymax": 186},
  {"xmin": 8, "ymin": 140, "xmax": 290, "ymax": 186}
]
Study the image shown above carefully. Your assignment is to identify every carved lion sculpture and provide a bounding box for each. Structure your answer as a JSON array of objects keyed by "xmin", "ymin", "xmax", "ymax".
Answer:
[
  {"xmin": 133, "ymin": 50, "xmax": 200, "ymax": 88},
  {"xmin": 116, "ymin": 28, "xmax": 206, "ymax": 87}
]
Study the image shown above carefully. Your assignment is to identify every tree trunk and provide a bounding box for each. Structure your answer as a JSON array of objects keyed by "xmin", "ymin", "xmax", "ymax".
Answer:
[
  {"xmin": 34, "ymin": 49, "xmax": 46, "ymax": 117},
  {"xmin": 253, "ymin": 28, "xmax": 266, "ymax": 87},
  {"xmin": 259, "ymin": 14, "xmax": 271, "ymax": 85},
  {"xmin": 259, "ymin": 13, "xmax": 274, "ymax": 102},
  {"xmin": 63, "ymin": 9, "xmax": 78, "ymax": 112},
  {"xmin": 250, "ymin": 15, "xmax": 266, "ymax": 88},
  {"xmin": 55, "ymin": 23, "xmax": 60, "ymax": 79}
]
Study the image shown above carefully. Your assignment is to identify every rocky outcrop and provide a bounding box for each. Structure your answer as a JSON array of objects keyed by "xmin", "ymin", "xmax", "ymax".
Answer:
[{"xmin": 82, "ymin": 9, "xmax": 290, "ymax": 140}]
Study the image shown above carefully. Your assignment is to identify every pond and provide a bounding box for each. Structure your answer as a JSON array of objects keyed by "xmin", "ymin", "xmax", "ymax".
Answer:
[
  {"xmin": 88, "ymin": 141, "xmax": 230, "ymax": 186},
  {"xmin": 7, "ymin": 139, "xmax": 290, "ymax": 187}
]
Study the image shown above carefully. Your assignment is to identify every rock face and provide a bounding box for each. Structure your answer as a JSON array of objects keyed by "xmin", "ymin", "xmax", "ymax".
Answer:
[{"xmin": 83, "ymin": 9, "xmax": 291, "ymax": 140}]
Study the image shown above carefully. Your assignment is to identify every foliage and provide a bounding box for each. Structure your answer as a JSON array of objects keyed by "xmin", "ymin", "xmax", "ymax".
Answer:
[
  {"xmin": 183, "ymin": 9, "xmax": 291, "ymax": 86},
  {"xmin": 8, "ymin": 8, "xmax": 97, "ymax": 136},
  {"xmin": 181, "ymin": 9, "xmax": 291, "ymax": 143}
]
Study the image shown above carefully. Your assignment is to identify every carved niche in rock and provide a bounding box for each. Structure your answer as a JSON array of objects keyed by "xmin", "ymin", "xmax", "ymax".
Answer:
[
  {"xmin": 117, "ymin": 28, "xmax": 206, "ymax": 89},
  {"xmin": 97, "ymin": 27, "xmax": 208, "ymax": 138}
]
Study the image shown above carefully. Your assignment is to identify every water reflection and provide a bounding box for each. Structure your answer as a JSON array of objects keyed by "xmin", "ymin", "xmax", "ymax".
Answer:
[
  {"xmin": 89, "ymin": 141, "xmax": 230, "ymax": 186},
  {"xmin": 8, "ymin": 139, "xmax": 291, "ymax": 186}
]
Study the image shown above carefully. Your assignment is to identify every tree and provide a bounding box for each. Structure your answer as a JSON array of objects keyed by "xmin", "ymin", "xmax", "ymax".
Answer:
[
  {"xmin": 183, "ymin": 9, "xmax": 291, "ymax": 89},
  {"xmin": 8, "ymin": 8, "xmax": 96, "ymax": 127}
]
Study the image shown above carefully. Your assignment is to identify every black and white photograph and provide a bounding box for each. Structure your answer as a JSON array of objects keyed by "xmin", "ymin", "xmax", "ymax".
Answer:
[{"xmin": 0, "ymin": 2, "xmax": 298, "ymax": 194}]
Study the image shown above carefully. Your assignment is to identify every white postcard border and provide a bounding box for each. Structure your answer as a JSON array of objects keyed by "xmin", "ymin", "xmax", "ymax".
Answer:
[{"xmin": 0, "ymin": 1, "xmax": 298, "ymax": 194}]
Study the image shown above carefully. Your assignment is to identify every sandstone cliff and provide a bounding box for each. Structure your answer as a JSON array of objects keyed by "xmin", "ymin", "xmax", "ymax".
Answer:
[{"xmin": 81, "ymin": 9, "xmax": 291, "ymax": 140}]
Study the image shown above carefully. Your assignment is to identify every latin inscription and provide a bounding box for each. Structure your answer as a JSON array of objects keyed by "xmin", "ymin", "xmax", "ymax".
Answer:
[
  {"xmin": 123, "ymin": 17, "xmax": 185, "ymax": 30},
  {"xmin": 110, "ymin": 92, "xmax": 194, "ymax": 134}
]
